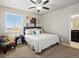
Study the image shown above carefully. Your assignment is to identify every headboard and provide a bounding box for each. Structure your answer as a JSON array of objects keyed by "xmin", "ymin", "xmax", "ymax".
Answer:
[{"xmin": 24, "ymin": 27, "xmax": 42, "ymax": 35}]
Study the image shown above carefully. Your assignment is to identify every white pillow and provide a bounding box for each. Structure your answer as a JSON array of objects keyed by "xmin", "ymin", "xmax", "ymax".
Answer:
[{"xmin": 25, "ymin": 29, "xmax": 32, "ymax": 35}]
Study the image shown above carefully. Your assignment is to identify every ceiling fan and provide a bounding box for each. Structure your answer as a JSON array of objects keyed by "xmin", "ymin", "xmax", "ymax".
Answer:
[{"xmin": 28, "ymin": 0, "xmax": 49, "ymax": 12}]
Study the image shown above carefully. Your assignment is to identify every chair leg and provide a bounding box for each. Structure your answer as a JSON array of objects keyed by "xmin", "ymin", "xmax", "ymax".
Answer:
[
  {"xmin": 14, "ymin": 46, "xmax": 16, "ymax": 49},
  {"xmin": 3, "ymin": 50, "xmax": 6, "ymax": 54}
]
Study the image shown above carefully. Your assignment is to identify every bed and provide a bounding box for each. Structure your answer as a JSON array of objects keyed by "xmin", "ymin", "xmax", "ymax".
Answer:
[{"xmin": 24, "ymin": 27, "xmax": 59, "ymax": 53}]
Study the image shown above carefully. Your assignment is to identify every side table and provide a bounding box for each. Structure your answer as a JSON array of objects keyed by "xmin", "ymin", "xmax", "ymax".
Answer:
[{"xmin": 15, "ymin": 35, "xmax": 25, "ymax": 46}]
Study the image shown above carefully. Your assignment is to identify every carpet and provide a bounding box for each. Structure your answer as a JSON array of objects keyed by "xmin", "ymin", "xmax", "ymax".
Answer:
[{"xmin": 0, "ymin": 44, "xmax": 79, "ymax": 58}]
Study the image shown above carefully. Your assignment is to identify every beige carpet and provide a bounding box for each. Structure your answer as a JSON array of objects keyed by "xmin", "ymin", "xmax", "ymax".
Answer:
[{"xmin": 0, "ymin": 44, "xmax": 79, "ymax": 58}]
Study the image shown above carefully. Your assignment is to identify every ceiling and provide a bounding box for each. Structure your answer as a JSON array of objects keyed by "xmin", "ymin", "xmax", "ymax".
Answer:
[{"xmin": 0, "ymin": 0, "xmax": 79, "ymax": 15}]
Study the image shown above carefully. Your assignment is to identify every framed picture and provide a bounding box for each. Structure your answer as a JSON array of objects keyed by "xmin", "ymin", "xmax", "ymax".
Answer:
[{"xmin": 26, "ymin": 16, "xmax": 36, "ymax": 27}]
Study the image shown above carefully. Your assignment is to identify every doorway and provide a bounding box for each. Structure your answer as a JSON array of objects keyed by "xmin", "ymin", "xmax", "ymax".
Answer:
[{"xmin": 70, "ymin": 15, "xmax": 79, "ymax": 49}]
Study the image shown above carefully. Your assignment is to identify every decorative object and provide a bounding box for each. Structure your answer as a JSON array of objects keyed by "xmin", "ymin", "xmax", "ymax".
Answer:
[
  {"xmin": 13, "ymin": 26, "xmax": 20, "ymax": 36},
  {"xmin": 13, "ymin": 26, "xmax": 19, "ymax": 33}
]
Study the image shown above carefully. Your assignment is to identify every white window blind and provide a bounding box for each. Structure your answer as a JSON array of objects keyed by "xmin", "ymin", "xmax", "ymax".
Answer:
[{"xmin": 5, "ymin": 12, "xmax": 23, "ymax": 33}]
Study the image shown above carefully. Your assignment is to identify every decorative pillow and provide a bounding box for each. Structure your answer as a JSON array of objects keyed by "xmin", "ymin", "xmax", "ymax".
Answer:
[
  {"xmin": 32, "ymin": 28, "xmax": 43, "ymax": 35},
  {"xmin": 35, "ymin": 30, "xmax": 40, "ymax": 35},
  {"xmin": 32, "ymin": 29, "xmax": 36, "ymax": 35},
  {"xmin": 36, "ymin": 28, "xmax": 43, "ymax": 34},
  {"xmin": 3, "ymin": 35, "xmax": 10, "ymax": 42},
  {"xmin": 32, "ymin": 31, "xmax": 36, "ymax": 35},
  {"xmin": 39, "ymin": 29, "xmax": 43, "ymax": 34}
]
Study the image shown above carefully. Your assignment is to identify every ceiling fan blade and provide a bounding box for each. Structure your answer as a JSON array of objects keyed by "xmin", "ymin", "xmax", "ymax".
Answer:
[
  {"xmin": 28, "ymin": 7, "xmax": 36, "ymax": 9},
  {"xmin": 38, "ymin": 0, "xmax": 42, "ymax": 4},
  {"xmin": 30, "ymin": 0, "xmax": 36, "ymax": 4},
  {"xmin": 43, "ymin": 0, "xmax": 49, "ymax": 5},
  {"xmin": 43, "ymin": 7, "xmax": 49, "ymax": 10},
  {"xmin": 37, "ymin": 10, "xmax": 40, "ymax": 12}
]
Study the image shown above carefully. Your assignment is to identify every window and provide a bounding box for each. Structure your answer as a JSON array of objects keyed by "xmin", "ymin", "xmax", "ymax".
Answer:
[{"xmin": 5, "ymin": 12, "xmax": 23, "ymax": 33}]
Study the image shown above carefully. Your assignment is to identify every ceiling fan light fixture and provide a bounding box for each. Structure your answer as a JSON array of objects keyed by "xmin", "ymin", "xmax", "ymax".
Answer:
[
  {"xmin": 36, "ymin": 6, "xmax": 42, "ymax": 10},
  {"xmin": 32, "ymin": 4, "xmax": 36, "ymax": 6},
  {"xmin": 29, "ymin": 0, "xmax": 50, "ymax": 12},
  {"xmin": 32, "ymin": 0, "xmax": 37, "ymax": 2},
  {"xmin": 42, "ymin": 0, "xmax": 47, "ymax": 2}
]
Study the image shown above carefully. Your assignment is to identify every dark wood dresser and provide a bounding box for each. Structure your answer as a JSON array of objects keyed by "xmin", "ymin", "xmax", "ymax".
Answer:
[{"xmin": 71, "ymin": 30, "xmax": 79, "ymax": 42}]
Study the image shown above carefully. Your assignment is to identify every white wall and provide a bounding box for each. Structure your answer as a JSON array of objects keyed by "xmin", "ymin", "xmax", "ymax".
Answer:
[{"xmin": 40, "ymin": 3, "xmax": 79, "ymax": 45}]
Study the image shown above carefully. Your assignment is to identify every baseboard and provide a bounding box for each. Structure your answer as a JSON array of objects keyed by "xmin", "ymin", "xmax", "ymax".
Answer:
[{"xmin": 60, "ymin": 42, "xmax": 70, "ymax": 47}]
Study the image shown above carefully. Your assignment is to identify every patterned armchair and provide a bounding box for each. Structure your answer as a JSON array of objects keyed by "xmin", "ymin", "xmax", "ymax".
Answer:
[{"xmin": 0, "ymin": 35, "xmax": 16, "ymax": 54}]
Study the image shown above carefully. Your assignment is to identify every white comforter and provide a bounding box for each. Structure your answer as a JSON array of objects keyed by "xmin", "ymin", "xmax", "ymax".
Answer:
[{"xmin": 25, "ymin": 33, "xmax": 59, "ymax": 53}]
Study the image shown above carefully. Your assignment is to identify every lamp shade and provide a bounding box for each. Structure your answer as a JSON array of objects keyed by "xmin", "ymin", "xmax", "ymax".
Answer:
[{"xmin": 13, "ymin": 26, "xmax": 19, "ymax": 33}]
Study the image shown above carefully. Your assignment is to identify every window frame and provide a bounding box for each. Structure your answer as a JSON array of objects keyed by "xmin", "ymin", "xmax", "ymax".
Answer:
[{"xmin": 5, "ymin": 12, "xmax": 23, "ymax": 33}]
